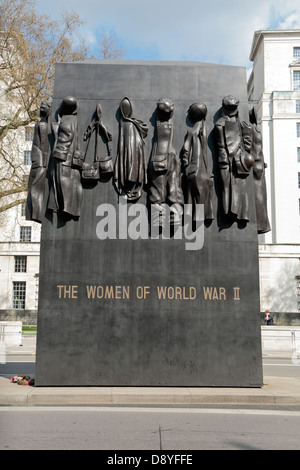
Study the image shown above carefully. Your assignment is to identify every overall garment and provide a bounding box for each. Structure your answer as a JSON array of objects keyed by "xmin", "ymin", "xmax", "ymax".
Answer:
[{"xmin": 148, "ymin": 103, "xmax": 184, "ymax": 214}]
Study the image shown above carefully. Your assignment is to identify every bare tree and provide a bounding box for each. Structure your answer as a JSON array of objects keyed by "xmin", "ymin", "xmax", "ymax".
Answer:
[
  {"xmin": 0, "ymin": 0, "xmax": 89, "ymax": 213},
  {"xmin": 98, "ymin": 32, "xmax": 126, "ymax": 59},
  {"xmin": 0, "ymin": 1, "xmax": 127, "ymax": 214}
]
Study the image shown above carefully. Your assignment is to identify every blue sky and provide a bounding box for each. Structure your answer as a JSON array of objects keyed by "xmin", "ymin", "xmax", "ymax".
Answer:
[{"xmin": 34, "ymin": 0, "xmax": 300, "ymax": 72}]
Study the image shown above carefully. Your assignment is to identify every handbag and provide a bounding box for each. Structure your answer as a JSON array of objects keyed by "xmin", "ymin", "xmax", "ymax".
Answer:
[
  {"xmin": 97, "ymin": 126, "xmax": 113, "ymax": 175},
  {"xmin": 99, "ymin": 155, "xmax": 114, "ymax": 174},
  {"xmin": 80, "ymin": 123, "xmax": 99, "ymax": 180},
  {"xmin": 82, "ymin": 105, "xmax": 113, "ymax": 179},
  {"xmin": 81, "ymin": 134, "xmax": 100, "ymax": 181},
  {"xmin": 81, "ymin": 160, "xmax": 100, "ymax": 180}
]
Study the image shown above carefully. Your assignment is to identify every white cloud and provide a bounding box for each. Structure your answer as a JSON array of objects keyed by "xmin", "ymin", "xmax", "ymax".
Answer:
[
  {"xmin": 34, "ymin": 0, "xmax": 300, "ymax": 67},
  {"xmin": 278, "ymin": 12, "xmax": 299, "ymax": 29}
]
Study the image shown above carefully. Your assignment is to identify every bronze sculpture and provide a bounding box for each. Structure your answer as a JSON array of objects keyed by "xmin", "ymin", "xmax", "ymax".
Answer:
[
  {"xmin": 114, "ymin": 97, "xmax": 148, "ymax": 201},
  {"xmin": 82, "ymin": 103, "xmax": 113, "ymax": 180},
  {"xmin": 26, "ymin": 101, "xmax": 51, "ymax": 223},
  {"xmin": 214, "ymin": 95, "xmax": 254, "ymax": 222},
  {"xmin": 181, "ymin": 103, "xmax": 214, "ymax": 222},
  {"xmin": 246, "ymin": 107, "xmax": 271, "ymax": 233},
  {"xmin": 148, "ymin": 98, "xmax": 184, "ymax": 224},
  {"xmin": 47, "ymin": 96, "xmax": 83, "ymax": 218}
]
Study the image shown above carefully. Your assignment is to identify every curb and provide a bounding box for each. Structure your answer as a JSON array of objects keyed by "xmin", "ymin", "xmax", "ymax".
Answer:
[{"xmin": 1, "ymin": 376, "xmax": 300, "ymax": 407}]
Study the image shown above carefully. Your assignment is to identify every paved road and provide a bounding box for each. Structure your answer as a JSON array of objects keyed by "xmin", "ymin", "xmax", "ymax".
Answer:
[
  {"xmin": 1, "ymin": 336, "xmax": 300, "ymax": 451},
  {"xmin": 263, "ymin": 356, "xmax": 300, "ymax": 377},
  {"xmin": 1, "ymin": 405, "xmax": 300, "ymax": 450}
]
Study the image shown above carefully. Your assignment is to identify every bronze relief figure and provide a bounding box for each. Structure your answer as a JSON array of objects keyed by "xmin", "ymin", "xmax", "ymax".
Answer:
[
  {"xmin": 26, "ymin": 101, "xmax": 51, "ymax": 223},
  {"xmin": 82, "ymin": 103, "xmax": 113, "ymax": 181},
  {"xmin": 181, "ymin": 103, "xmax": 214, "ymax": 222},
  {"xmin": 114, "ymin": 97, "xmax": 148, "ymax": 201},
  {"xmin": 214, "ymin": 95, "xmax": 254, "ymax": 223},
  {"xmin": 247, "ymin": 107, "xmax": 271, "ymax": 234},
  {"xmin": 147, "ymin": 98, "xmax": 184, "ymax": 225},
  {"xmin": 47, "ymin": 96, "xmax": 83, "ymax": 218}
]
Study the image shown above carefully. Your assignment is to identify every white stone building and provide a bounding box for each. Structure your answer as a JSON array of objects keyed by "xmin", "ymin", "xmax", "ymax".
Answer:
[
  {"xmin": 1, "ymin": 29, "xmax": 300, "ymax": 324},
  {"xmin": 0, "ymin": 209, "xmax": 40, "ymax": 321},
  {"xmin": 248, "ymin": 30, "xmax": 300, "ymax": 322},
  {"xmin": 0, "ymin": 31, "xmax": 41, "ymax": 323},
  {"xmin": 0, "ymin": 109, "xmax": 41, "ymax": 322}
]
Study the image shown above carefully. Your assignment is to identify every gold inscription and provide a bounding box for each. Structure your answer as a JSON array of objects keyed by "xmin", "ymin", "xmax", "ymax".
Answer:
[
  {"xmin": 157, "ymin": 286, "xmax": 197, "ymax": 300},
  {"xmin": 203, "ymin": 287, "xmax": 226, "ymax": 300},
  {"xmin": 136, "ymin": 286, "xmax": 150, "ymax": 299},
  {"xmin": 57, "ymin": 285, "xmax": 78, "ymax": 299},
  {"xmin": 233, "ymin": 287, "xmax": 240, "ymax": 301},
  {"xmin": 86, "ymin": 285, "xmax": 130, "ymax": 299},
  {"xmin": 57, "ymin": 284, "xmax": 241, "ymax": 301}
]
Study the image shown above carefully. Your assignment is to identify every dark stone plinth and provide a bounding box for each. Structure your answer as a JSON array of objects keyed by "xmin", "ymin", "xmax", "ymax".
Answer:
[{"xmin": 35, "ymin": 61, "xmax": 263, "ymax": 387}]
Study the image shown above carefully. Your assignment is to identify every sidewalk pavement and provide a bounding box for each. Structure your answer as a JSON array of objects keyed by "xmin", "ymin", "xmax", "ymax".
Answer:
[
  {"xmin": 1, "ymin": 375, "xmax": 300, "ymax": 407},
  {"xmin": 1, "ymin": 335, "xmax": 300, "ymax": 407}
]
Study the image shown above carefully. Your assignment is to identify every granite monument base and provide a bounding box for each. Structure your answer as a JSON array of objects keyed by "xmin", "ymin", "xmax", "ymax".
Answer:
[{"xmin": 35, "ymin": 61, "xmax": 263, "ymax": 387}]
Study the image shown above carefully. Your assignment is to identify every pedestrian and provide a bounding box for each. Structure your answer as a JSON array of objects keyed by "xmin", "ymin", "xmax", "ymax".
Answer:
[{"xmin": 265, "ymin": 309, "xmax": 274, "ymax": 325}]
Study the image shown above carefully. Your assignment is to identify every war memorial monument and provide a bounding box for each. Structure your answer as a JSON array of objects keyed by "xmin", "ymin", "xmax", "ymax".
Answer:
[{"xmin": 26, "ymin": 60, "xmax": 270, "ymax": 387}]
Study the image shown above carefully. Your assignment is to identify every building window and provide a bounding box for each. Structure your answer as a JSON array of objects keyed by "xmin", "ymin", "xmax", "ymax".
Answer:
[
  {"xmin": 294, "ymin": 47, "xmax": 300, "ymax": 60},
  {"xmin": 20, "ymin": 226, "xmax": 31, "ymax": 242},
  {"xmin": 299, "ymin": 173, "xmax": 300, "ymax": 189},
  {"xmin": 13, "ymin": 282, "xmax": 26, "ymax": 309},
  {"xmin": 296, "ymin": 277, "xmax": 300, "ymax": 312},
  {"xmin": 293, "ymin": 71, "xmax": 300, "ymax": 91},
  {"xmin": 297, "ymin": 123, "xmax": 300, "ymax": 138},
  {"xmin": 14, "ymin": 256, "xmax": 27, "ymax": 273},
  {"xmin": 20, "ymin": 203, "xmax": 26, "ymax": 218},
  {"xmin": 23, "ymin": 151, "xmax": 31, "ymax": 165},
  {"xmin": 25, "ymin": 127, "xmax": 34, "ymax": 141},
  {"xmin": 297, "ymin": 101, "xmax": 300, "ymax": 113}
]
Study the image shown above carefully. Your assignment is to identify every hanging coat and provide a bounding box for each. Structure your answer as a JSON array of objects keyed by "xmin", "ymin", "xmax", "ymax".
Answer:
[
  {"xmin": 114, "ymin": 97, "xmax": 148, "ymax": 201},
  {"xmin": 244, "ymin": 111, "xmax": 271, "ymax": 234},
  {"xmin": 215, "ymin": 114, "xmax": 253, "ymax": 222},
  {"xmin": 181, "ymin": 120, "xmax": 214, "ymax": 221},
  {"xmin": 26, "ymin": 113, "xmax": 51, "ymax": 223},
  {"xmin": 48, "ymin": 97, "xmax": 83, "ymax": 218}
]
